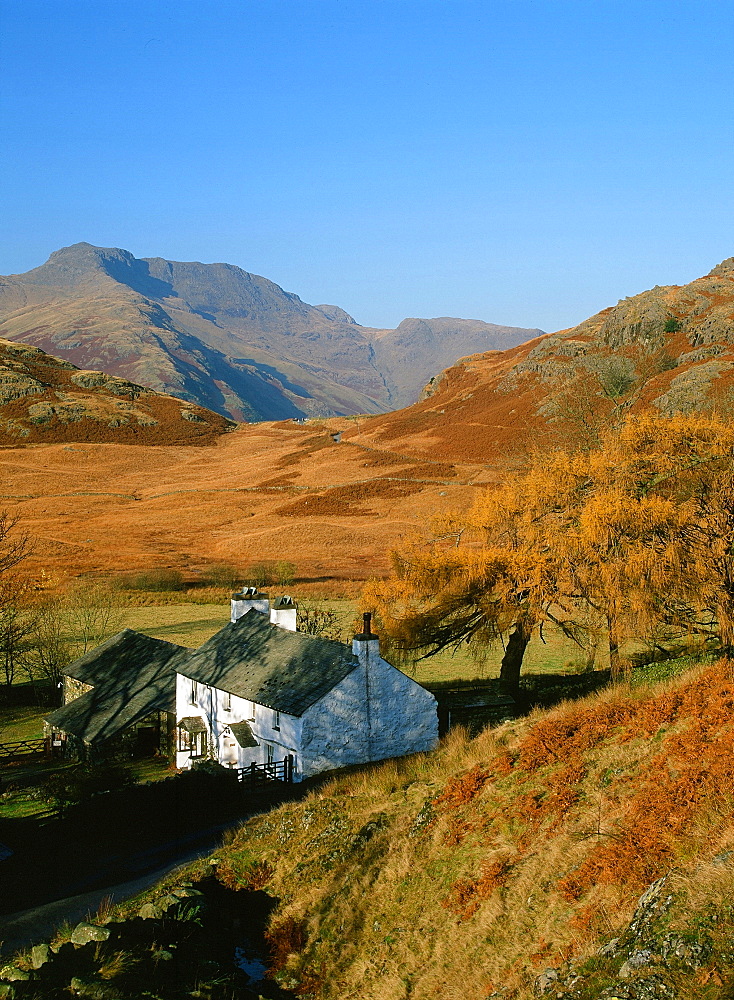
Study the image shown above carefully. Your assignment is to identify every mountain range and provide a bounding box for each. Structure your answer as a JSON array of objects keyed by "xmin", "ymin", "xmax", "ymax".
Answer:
[
  {"xmin": 354, "ymin": 255, "xmax": 734, "ymax": 460},
  {"xmin": 0, "ymin": 244, "xmax": 542, "ymax": 421}
]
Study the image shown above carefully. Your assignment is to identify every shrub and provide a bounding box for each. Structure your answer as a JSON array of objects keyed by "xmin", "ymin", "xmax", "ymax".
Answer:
[
  {"xmin": 275, "ymin": 559, "xmax": 296, "ymax": 586},
  {"xmin": 297, "ymin": 603, "xmax": 342, "ymax": 641},
  {"xmin": 247, "ymin": 561, "xmax": 277, "ymax": 588},
  {"xmin": 200, "ymin": 563, "xmax": 241, "ymax": 589},
  {"xmin": 265, "ymin": 916, "xmax": 308, "ymax": 972},
  {"xmin": 121, "ymin": 568, "xmax": 185, "ymax": 592}
]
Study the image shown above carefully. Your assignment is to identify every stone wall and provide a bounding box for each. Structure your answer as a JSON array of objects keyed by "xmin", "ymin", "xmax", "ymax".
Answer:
[
  {"xmin": 300, "ymin": 640, "xmax": 438, "ymax": 779},
  {"xmin": 62, "ymin": 676, "xmax": 92, "ymax": 705}
]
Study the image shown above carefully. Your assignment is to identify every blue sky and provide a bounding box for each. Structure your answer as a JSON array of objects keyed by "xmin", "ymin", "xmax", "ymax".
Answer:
[{"xmin": 2, "ymin": 0, "xmax": 732, "ymax": 331}]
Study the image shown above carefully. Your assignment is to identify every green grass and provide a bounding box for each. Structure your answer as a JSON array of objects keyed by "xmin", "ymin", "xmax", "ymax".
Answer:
[
  {"xmin": 118, "ymin": 599, "xmax": 592, "ymax": 682},
  {"xmin": 0, "ymin": 704, "xmax": 47, "ymax": 742},
  {"xmin": 119, "ymin": 603, "xmax": 230, "ymax": 647},
  {"xmin": 630, "ymin": 651, "xmax": 718, "ymax": 688}
]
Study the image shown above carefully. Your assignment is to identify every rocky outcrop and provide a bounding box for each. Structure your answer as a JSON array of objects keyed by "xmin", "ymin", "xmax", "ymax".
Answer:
[
  {"xmin": 0, "ymin": 337, "xmax": 234, "ymax": 445},
  {"xmin": 534, "ymin": 869, "xmax": 728, "ymax": 999}
]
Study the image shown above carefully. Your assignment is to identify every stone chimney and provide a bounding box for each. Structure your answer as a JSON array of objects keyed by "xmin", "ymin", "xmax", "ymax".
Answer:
[
  {"xmin": 231, "ymin": 586, "xmax": 270, "ymax": 623},
  {"xmin": 270, "ymin": 595, "xmax": 297, "ymax": 632},
  {"xmin": 352, "ymin": 612, "xmax": 380, "ymax": 664}
]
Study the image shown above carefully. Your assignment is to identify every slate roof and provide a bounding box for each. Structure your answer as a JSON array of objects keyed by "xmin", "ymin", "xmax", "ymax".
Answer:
[
  {"xmin": 227, "ymin": 721, "xmax": 258, "ymax": 748},
  {"xmin": 181, "ymin": 609, "xmax": 359, "ymax": 716},
  {"xmin": 46, "ymin": 629, "xmax": 190, "ymax": 744},
  {"xmin": 179, "ymin": 716, "xmax": 207, "ymax": 733}
]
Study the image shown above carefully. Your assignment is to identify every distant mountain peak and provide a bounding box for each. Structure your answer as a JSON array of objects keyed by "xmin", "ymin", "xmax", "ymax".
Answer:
[
  {"xmin": 0, "ymin": 243, "xmax": 541, "ymax": 421},
  {"xmin": 314, "ymin": 304, "xmax": 359, "ymax": 325},
  {"xmin": 20, "ymin": 242, "xmax": 135, "ymax": 285}
]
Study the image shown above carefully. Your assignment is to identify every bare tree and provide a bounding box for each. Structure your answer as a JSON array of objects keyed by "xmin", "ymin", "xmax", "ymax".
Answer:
[
  {"xmin": 297, "ymin": 602, "xmax": 343, "ymax": 642},
  {"xmin": 0, "ymin": 514, "xmax": 32, "ymax": 687},
  {"xmin": 62, "ymin": 579, "xmax": 124, "ymax": 655}
]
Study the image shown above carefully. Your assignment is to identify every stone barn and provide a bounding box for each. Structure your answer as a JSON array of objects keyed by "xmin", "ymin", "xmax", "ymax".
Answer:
[{"xmin": 45, "ymin": 630, "xmax": 190, "ymax": 758}]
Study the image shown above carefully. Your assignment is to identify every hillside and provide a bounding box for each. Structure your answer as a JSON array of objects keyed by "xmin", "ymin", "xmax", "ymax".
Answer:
[
  {"xmin": 2, "ymin": 256, "xmax": 734, "ymax": 586},
  {"xmin": 4, "ymin": 656, "xmax": 734, "ymax": 999},
  {"xmin": 0, "ymin": 244, "xmax": 541, "ymax": 421},
  {"xmin": 0, "ymin": 338, "xmax": 233, "ymax": 446},
  {"xmin": 351, "ymin": 256, "xmax": 734, "ymax": 461},
  {"xmin": 0, "ymin": 419, "xmax": 483, "ymax": 582},
  {"xmin": 192, "ymin": 656, "xmax": 734, "ymax": 999}
]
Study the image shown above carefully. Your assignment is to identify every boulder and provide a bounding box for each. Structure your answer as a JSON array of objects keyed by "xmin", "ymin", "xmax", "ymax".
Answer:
[
  {"xmin": 0, "ymin": 967, "xmax": 28, "ymax": 983},
  {"xmin": 138, "ymin": 902, "xmax": 164, "ymax": 920},
  {"xmin": 156, "ymin": 893, "xmax": 181, "ymax": 911},
  {"xmin": 70, "ymin": 922, "xmax": 111, "ymax": 946},
  {"xmin": 30, "ymin": 943, "xmax": 50, "ymax": 969},
  {"xmin": 534, "ymin": 968, "xmax": 559, "ymax": 995},
  {"xmin": 172, "ymin": 886, "xmax": 204, "ymax": 899}
]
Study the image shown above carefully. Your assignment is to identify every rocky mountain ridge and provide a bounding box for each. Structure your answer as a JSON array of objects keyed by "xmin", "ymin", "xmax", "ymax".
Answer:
[
  {"xmin": 0, "ymin": 244, "xmax": 542, "ymax": 421},
  {"xmin": 352, "ymin": 256, "xmax": 734, "ymax": 461}
]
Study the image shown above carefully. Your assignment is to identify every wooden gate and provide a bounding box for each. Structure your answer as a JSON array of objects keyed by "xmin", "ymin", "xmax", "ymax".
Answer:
[{"xmin": 236, "ymin": 754, "xmax": 294, "ymax": 787}]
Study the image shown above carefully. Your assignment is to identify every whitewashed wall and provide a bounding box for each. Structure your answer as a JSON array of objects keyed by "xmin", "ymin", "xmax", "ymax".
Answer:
[
  {"xmin": 174, "ymin": 672, "xmax": 302, "ymax": 775},
  {"xmin": 175, "ymin": 637, "xmax": 438, "ymax": 781},
  {"xmin": 299, "ymin": 639, "xmax": 438, "ymax": 779}
]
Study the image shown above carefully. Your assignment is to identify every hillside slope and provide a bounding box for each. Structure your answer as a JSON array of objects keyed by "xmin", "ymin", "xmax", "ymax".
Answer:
[
  {"xmin": 352, "ymin": 256, "xmax": 734, "ymax": 461},
  {"xmin": 5, "ymin": 657, "xmax": 734, "ymax": 999},
  {"xmin": 189, "ymin": 656, "xmax": 734, "ymax": 1000},
  {"xmin": 0, "ymin": 338, "xmax": 233, "ymax": 446},
  {"xmin": 0, "ymin": 244, "xmax": 541, "ymax": 420}
]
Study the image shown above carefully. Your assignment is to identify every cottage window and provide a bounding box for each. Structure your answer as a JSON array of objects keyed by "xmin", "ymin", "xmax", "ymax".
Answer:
[
  {"xmin": 192, "ymin": 731, "xmax": 206, "ymax": 758},
  {"xmin": 246, "ymin": 700, "xmax": 255, "ymax": 720},
  {"xmin": 223, "ymin": 690, "xmax": 231, "ymax": 712},
  {"xmin": 267, "ymin": 744, "xmax": 274, "ymax": 764},
  {"xmin": 189, "ymin": 679, "xmax": 198, "ymax": 705},
  {"xmin": 273, "ymin": 709, "xmax": 280, "ymax": 731}
]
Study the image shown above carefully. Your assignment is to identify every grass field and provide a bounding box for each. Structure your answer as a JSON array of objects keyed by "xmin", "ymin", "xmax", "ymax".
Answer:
[
  {"xmin": 118, "ymin": 598, "xmax": 591, "ymax": 684},
  {"xmin": 0, "ymin": 704, "xmax": 48, "ymax": 742}
]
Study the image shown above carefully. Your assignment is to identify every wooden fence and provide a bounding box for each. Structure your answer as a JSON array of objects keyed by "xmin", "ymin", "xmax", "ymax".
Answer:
[
  {"xmin": 236, "ymin": 755, "xmax": 294, "ymax": 787},
  {"xmin": 0, "ymin": 738, "xmax": 48, "ymax": 762}
]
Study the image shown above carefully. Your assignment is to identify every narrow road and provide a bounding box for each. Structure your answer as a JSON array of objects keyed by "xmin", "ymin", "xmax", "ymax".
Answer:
[{"xmin": 0, "ymin": 824, "xmax": 229, "ymax": 954}]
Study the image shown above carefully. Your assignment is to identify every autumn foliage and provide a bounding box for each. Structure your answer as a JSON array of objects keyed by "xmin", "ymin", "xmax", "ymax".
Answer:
[
  {"xmin": 432, "ymin": 657, "xmax": 734, "ymax": 928},
  {"xmin": 364, "ymin": 412, "xmax": 734, "ymax": 687}
]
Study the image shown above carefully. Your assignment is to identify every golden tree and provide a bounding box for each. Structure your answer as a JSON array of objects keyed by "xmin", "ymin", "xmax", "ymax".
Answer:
[
  {"xmin": 614, "ymin": 412, "xmax": 734, "ymax": 651},
  {"xmin": 364, "ymin": 412, "xmax": 734, "ymax": 690},
  {"xmin": 363, "ymin": 463, "xmax": 577, "ymax": 695}
]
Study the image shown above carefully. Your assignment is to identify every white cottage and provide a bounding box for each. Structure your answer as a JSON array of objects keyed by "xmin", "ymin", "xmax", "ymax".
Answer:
[{"xmin": 175, "ymin": 602, "xmax": 438, "ymax": 781}]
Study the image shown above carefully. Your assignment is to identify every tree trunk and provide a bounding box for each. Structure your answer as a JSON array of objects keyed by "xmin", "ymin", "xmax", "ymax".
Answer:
[
  {"xmin": 499, "ymin": 619, "xmax": 532, "ymax": 697},
  {"xmin": 607, "ymin": 614, "xmax": 624, "ymax": 678},
  {"xmin": 717, "ymin": 587, "xmax": 734, "ymax": 656}
]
